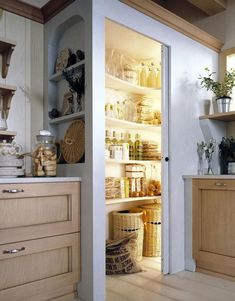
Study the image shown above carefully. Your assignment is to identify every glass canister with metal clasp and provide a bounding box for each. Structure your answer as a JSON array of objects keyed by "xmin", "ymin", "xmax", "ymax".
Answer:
[{"xmin": 32, "ymin": 130, "xmax": 57, "ymax": 177}]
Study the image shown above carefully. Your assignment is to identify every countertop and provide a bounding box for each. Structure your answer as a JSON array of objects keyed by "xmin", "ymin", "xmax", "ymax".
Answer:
[
  {"xmin": 183, "ymin": 175, "xmax": 235, "ymax": 179},
  {"xmin": 0, "ymin": 177, "xmax": 81, "ymax": 184}
]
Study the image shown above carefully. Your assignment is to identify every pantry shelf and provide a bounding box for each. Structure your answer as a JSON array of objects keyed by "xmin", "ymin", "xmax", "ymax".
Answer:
[
  {"xmin": 49, "ymin": 60, "xmax": 85, "ymax": 82},
  {"xmin": 105, "ymin": 117, "xmax": 161, "ymax": 131},
  {"xmin": 106, "ymin": 195, "xmax": 161, "ymax": 205},
  {"xmin": 49, "ymin": 111, "xmax": 85, "ymax": 124},
  {"xmin": 106, "ymin": 73, "xmax": 161, "ymax": 96},
  {"xmin": 106, "ymin": 158, "xmax": 161, "ymax": 164}
]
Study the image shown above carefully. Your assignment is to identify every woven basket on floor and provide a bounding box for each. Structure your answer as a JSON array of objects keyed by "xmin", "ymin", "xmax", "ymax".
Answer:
[
  {"xmin": 113, "ymin": 210, "xmax": 144, "ymax": 261},
  {"xmin": 61, "ymin": 120, "xmax": 85, "ymax": 163},
  {"xmin": 140, "ymin": 202, "xmax": 161, "ymax": 257}
]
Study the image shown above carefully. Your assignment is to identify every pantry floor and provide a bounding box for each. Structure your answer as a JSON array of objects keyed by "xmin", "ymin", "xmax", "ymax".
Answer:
[{"xmin": 106, "ymin": 257, "xmax": 235, "ymax": 301}]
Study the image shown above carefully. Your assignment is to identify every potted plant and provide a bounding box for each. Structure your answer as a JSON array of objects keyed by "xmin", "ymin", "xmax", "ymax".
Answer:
[
  {"xmin": 219, "ymin": 137, "xmax": 235, "ymax": 174},
  {"xmin": 199, "ymin": 67, "xmax": 235, "ymax": 113}
]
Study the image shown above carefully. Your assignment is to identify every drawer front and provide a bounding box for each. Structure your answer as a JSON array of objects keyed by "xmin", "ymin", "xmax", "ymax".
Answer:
[
  {"xmin": 193, "ymin": 179, "xmax": 235, "ymax": 190},
  {"xmin": 0, "ymin": 233, "xmax": 80, "ymax": 301},
  {"xmin": 0, "ymin": 182, "xmax": 80, "ymax": 244}
]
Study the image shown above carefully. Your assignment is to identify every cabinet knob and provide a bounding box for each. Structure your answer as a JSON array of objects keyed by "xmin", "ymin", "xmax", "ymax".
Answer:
[
  {"xmin": 165, "ymin": 157, "xmax": 169, "ymax": 162},
  {"xmin": 2, "ymin": 188, "xmax": 24, "ymax": 193},
  {"xmin": 3, "ymin": 247, "xmax": 25, "ymax": 254},
  {"xmin": 214, "ymin": 182, "xmax": 227, "ymax": 187}
]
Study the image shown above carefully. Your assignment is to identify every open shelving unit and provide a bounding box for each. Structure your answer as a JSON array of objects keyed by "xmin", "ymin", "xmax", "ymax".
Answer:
[
  {"xmin": 106, "ymin": 73, "xmax": 160, "ymax": 96},
  {"xmin": 106, "ymin": 158, "xmax": 161, "ymax": 164},
  {"xmin": 49, "ymin": 60, "xmax": 85, "ymax": 82},
  {"xmin": 105, "ymin": 116, "xmax": 161, "ymax": 131},
  {"xmin": 106, "ymin": 195, "xmax": 161, "ymax": 205},
  {"xmin": 199, "ymin": 111, "xmax": 235, "ymax": 122},
  {"xmin": 49, "ymin": 111, "xmax": 85, "ymax": 125}
]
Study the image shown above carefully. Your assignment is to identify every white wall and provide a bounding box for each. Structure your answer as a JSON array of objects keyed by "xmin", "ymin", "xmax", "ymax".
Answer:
[{"xmin": 0, "ymin": 9, "xmax": 44, "ymax": 172}]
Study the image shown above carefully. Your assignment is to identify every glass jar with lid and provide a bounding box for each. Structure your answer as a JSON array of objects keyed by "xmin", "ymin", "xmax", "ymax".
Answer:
[{"xmin": 32, "ymin": 130, "xmax": 57, "ymax": 177}]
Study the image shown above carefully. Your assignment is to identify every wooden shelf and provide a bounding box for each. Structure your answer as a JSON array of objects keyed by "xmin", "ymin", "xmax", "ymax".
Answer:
[
  {"xmin": 106, "ymin": 195, "xmax": 161, "ymax": 205},
  {"xmin": 106, "ymin": 73, "xmax": 161, "ymax": 96},
  {"xmin": 49, "ymin": 111, "xmax": 85, "ymax": 124},
  {"xmin": 0, "ymin": 37, "xmax": 16, "ymax": 78},
  {"xmin": 199, "ymin": 111, "xmax": 235, "ymax": 122},
  {"xmin": 0, "ymin": 130, "xmax": 16, "ymax": 136},
  {"xmin": 0, "ymin": 83, "xmax": 17, "ymax": 118},
  {"xmin": 49, "ymin": 60, "xmax": 85, "ymax": 82},
  {"xmin": 106, "ymin": 158, "xmax": 161, "ymax": 164},
  {"xmin": 106, "ymin": 116, "xmax": 161, "ymax": 131}
]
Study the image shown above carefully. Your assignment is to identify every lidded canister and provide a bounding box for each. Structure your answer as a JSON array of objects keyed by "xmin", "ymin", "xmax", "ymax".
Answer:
[{"xmin": 33, "ymin": 130, "xmax": 57, "ymax": 177}]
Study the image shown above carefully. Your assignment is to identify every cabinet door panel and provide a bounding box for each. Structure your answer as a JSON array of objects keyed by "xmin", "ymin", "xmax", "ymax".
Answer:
[
  {"xmin": 0, "ymin": 182, "xmax": 80, "ymax": 244},
  {"xmin": 201, "ymin": 190, "xmax": 235, "ymax": 257},
  {"xmin": 193, "ymin": 179, "xmax": 235, "ymax": 277},
  {"xmin": 0, "ymin": 233, "xmax": 80, "ymax": 300}
]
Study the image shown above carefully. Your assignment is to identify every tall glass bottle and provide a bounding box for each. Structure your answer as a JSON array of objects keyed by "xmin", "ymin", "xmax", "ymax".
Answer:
[
  {"xmin": 127, "ymin": 133, "xmax": 135, "ymax": 160},
  {"xmin": 135, "ymin": 133, "xmax": 143, "ymax": 160},
  {"xmin": 140, "ymin": 63, "xmax": 148, "ymax": 87}
]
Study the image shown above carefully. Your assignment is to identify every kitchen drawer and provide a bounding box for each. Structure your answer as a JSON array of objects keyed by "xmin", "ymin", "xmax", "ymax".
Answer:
[
  {"xmin": 0, "ymin": 233, "xmax": 80, "ymax": 301},
  {"xmin": 194, "ymin": 179, "xmax": 235, "ymax": 190},
  {"xmin": 0, "ymin": 182, "xmax": 80, "ymax": 244}
]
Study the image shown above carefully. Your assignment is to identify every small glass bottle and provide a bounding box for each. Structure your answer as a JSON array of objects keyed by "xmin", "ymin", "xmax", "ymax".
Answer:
[{"xmin": 33, "ymin": 131, "xmax": 57, "ymax": 177}]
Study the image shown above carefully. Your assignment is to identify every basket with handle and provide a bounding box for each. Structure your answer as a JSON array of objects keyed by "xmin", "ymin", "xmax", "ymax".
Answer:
[
  {"xmin": 140, "ymin": 202, "xmax": 161, "ymax": 257},
  {"xmin": 113, "ymin": 210, "xmax": 144, "ymax": 261}
]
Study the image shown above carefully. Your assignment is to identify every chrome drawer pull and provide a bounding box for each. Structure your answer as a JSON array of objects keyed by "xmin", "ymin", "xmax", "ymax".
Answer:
[
  {"xmin": 3, "ymin": 247, "xmax": 25, "ymax": 254},
  {"xmin": 2, "ymin": 189, "xmax": 24, "ymax": 193},
  {"xmin": 214, "ymin": 182, "xmax": 227, "ymax": 186}
]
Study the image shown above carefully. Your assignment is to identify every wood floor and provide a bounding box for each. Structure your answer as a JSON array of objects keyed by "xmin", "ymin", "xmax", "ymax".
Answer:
[{"xmin": 106, "ymin": 257, "xmax": 235, "ymax": 301}]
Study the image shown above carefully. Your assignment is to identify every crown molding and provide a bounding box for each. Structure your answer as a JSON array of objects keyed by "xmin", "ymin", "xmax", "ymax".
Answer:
[
  {"xmin": 0, "ymin": 0, "xmax": 75, "ymax": 24},
  {"xmin": 42, "ymin": 0, "xmax": 75, "ymax": 23},
  {"xmin": 0, "ymin": 0, "xmax": 44, "ymax": 23},
  {"xmin": 121, "ymin": 0, "xmax": 223, "ymax": 52}
]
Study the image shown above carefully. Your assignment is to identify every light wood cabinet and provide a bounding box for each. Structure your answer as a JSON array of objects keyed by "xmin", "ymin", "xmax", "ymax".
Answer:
[
  {"xmin": 193, "ymin": 179, "xmax": 235, "ymax": 279},
  {"xmin": 0, "ymin": 180, "xmax": 80, "ymax": 301}
]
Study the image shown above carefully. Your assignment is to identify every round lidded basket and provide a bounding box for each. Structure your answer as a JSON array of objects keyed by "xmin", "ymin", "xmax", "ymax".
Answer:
[
  {"xmin": 140, "ymin": 202, "xmax": 161, "ymax": 257},
  {"xmin": 113, "ymin": 210, "xmax": 144, "ymax": 261},
  {"xmin": 62, "ymin": 120, "xmax": 85, "ymax": 164}
]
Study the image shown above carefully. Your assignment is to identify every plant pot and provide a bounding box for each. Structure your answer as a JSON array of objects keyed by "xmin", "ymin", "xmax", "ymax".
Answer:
[{"xmin": 216, "ymin": 97, "xmax": 231, "ymax": 113}]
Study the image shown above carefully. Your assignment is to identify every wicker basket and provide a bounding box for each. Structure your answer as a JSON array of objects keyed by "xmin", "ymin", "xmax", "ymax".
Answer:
[
  {"xmin": 113, "ymin": 210, "xmax": 144, "ymax": 261},
  {"xmin": 62, "ymin": 120, "xmax": 85, "ymax": 163},
  {"xmin": 140, "ymin": 203, "xmax": 161, "ymax": 257}
]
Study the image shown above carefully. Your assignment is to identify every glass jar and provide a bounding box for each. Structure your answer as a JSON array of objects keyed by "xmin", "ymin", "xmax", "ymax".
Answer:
[{"xmin": 33, "ymin": 132, "xmax": 57, "ymax": 177}]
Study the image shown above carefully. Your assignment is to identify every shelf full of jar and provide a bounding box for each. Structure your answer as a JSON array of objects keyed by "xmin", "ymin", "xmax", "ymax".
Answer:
[
  {"xmin": 106, "ymin": 117, "xmax": 161, "ymax": 132},
  {"xmin": 106, "ymin": 158, "xmax": 161, "ymax": 164},
  {"xmin": 106, "ymin": 73, "xmax": 161, "ymax": 96},
  {"xmin": 106, "ymin": 195, "xmax": 161, "ymax": 205}
]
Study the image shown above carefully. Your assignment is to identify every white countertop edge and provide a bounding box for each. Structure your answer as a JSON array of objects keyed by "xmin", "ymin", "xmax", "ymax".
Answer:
[
  {"xmin": 0, "ymin": 177, "xmax": 81, "ymax": 184},
  {"xmin": 183, "ymin": 175, "xmax": 235, "ymax": 179}
]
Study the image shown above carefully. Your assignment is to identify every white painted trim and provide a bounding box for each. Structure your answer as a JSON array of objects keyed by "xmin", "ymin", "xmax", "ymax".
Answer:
[{"xmin": 161, "ymin": 44, "xmax": 170, "ymax": 274}]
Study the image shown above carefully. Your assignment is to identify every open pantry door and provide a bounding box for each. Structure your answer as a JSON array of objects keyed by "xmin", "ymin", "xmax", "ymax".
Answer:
[{"xmin": 161, "ymin": 44, "xmax": 170, "ymax": 275}]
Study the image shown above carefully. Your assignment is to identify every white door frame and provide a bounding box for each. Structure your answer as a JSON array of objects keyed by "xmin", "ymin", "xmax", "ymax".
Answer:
[{"xmin": 161, "ymin": 44, "xmax": 170, "ymax": 274}]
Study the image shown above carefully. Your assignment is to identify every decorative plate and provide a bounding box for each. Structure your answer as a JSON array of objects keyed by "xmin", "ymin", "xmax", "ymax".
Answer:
[{"xmin": 55, "ymin": 48, "xmax": 71, "ymax": 73}]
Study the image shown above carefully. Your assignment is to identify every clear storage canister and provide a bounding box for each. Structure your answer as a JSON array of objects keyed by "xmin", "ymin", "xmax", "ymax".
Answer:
[{"xmin": 33, "ymin": 131, "xmax": 57, "ymax": 177}]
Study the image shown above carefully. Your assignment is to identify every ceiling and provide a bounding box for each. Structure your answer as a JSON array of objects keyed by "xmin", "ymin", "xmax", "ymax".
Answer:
[
  {"xmin": 20, "ymin": 0, "xmax": 227, "ymax": 23},
  {"xmin": 152, "ymin": 0, "xmax": 227, "ymax": 22},
  {"xmin": 20, "ymin": 0, "xmax": 49, "ymax": 8}
]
